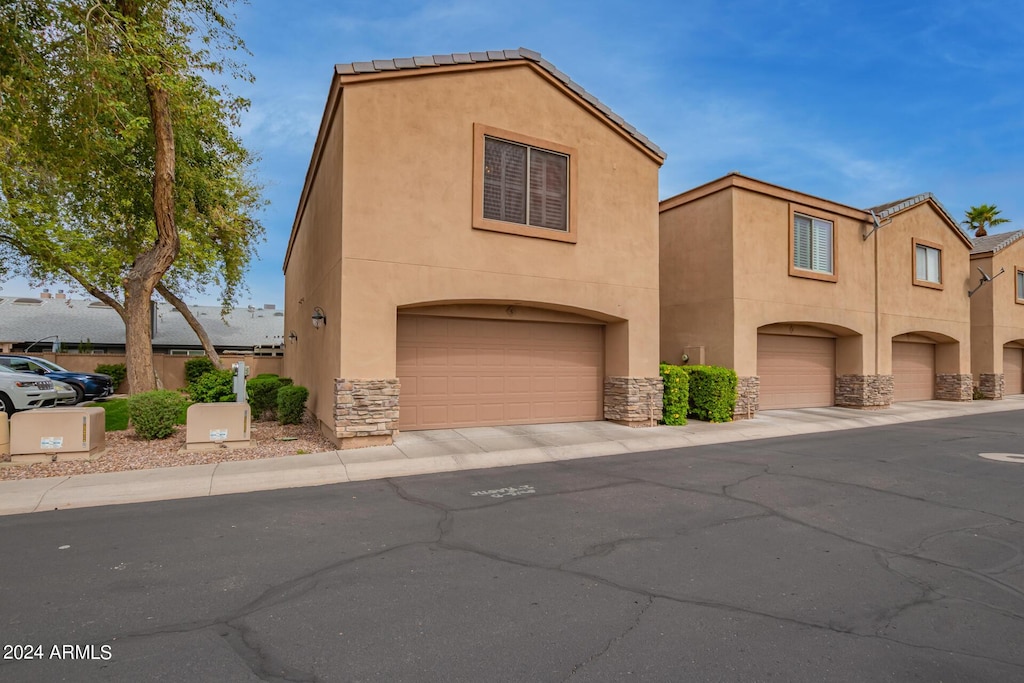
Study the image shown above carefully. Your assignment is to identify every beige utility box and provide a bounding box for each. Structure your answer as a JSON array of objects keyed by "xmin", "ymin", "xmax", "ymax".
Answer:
[
  {"xmin": 1, "ymin": 412, "xmax": 9, "ymax": 457},
  {"xmin": 185, "ymin": 402, "xmax": 251, "ymax": 451},
  {"xmin": 10, "ymin": 406, "xmax": 106, "ymax": 462}
]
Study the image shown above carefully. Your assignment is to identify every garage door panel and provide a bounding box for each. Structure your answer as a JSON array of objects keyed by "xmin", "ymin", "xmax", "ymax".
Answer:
[
  {"xmin": 1003, "ymin": 348, "xmax": 1023, "ymax": 395},
  {"xmin": 758, "ymin": 334, "xmax": 835, "ymax": 410},
  {"xmin": 398, "ymin": 316, "xmax": 603, "ymax": 430},
  {"xmin": 893, "ymin": 342, "xmax": 935, "ymax": 402}
]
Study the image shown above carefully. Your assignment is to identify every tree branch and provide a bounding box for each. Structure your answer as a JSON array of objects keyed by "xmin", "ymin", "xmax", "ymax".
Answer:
[{"xmin": 155, "ymin": 282, "xmax": 222, "ymax": 369}]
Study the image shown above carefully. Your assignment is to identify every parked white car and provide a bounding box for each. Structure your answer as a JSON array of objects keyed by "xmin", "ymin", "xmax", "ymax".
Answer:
[
  {"xmin": 0, "ymin": 364, "xmax": 59, "ymax": 415},
  {"xmin": 52, "ymin": 379, "xmax": 78, "ymax": 406}
]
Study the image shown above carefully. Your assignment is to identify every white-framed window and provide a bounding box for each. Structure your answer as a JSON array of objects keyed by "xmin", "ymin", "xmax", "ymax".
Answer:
[
  {"xmin": 793, "ymin": 213, "xmax": 833, "ymax": 274},
  {"xmin": 483, "ymin": 136, "xmax": 569, "ymax": 232},
  {"xmin": 915, "ymin": 243, "xmax": 942, "ymax": 285}
]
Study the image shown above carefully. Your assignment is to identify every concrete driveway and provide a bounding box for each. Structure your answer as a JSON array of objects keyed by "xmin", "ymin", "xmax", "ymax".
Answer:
[{"xmin": 1, "ymin": 409, "xmax": 1022, "ymax": 681}]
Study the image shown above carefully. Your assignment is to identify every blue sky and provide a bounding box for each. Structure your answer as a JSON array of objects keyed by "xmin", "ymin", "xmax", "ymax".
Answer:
[{"xmin": 4, "ymin": 0, "xmax": 1023, "ymax": 306}]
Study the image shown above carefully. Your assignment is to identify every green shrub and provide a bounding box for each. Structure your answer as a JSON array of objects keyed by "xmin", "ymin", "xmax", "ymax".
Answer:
[
  {"xmin": 277, "ymin": 385, "xmax": 309, "ymax": 425},
  {"xmin": 682, "ymin": 365, "xmax": 737, "ymax": 423},
  {"xmin": 277, "ymin": 376, "xmax": 293, "ymax": 387},
  {"xmin": 95, "ymin": 363, "xmax": 127, "ymax": 390},
  {"xmin": 659, "ymin": 363, "xmax": 689, "ymax": 425},
  {"xmin": 188, "ymin": 369, "xmax": 235, "ymax": 403},
  {"xmin": 247, "ymin": 376, "xmax": 283, "ymax": 419},
  {"xmin": 184, "ymin": 357, "xmax": 217, "ymax": 386},
  {"xmin": 128, "ymin": 390, "xmax": 186, "ymax": 440}
]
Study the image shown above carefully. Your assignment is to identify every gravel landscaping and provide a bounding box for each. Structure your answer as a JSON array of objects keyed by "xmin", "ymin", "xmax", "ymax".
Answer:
[{"xmin": 0, "ymin": 415, "xmax": 337, "ymax": 481}]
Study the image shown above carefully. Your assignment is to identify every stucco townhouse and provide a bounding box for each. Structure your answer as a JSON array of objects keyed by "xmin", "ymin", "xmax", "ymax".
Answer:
[
  {"xmin": 660, "ymin": 173, "xmax": 974, "ymax": 417},
  {"xmin": 969, "ymin": 230, "xmax": 1024, "ymax": 399},
  {"xmin": 284, "ymin": 49, "xmax": 665, "ymax": 448}
]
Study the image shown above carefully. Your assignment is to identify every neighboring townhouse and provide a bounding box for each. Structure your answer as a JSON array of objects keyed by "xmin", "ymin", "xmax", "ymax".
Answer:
[
  {"xmin": 284, "ymin": 49, "xmax": 665, "ymax": 447},
  {"xmin": 969, "ymin": 230, "xmax": 1024, "ymax": 398},
  {"xmin": 660, "ymin": 174, "xmax": 973, "ymax": 417}
]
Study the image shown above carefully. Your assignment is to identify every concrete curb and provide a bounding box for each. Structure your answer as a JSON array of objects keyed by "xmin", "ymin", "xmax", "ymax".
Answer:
[{"xmin": 2, "ymin": 397, "xmax": 1023, "ymax": 516}]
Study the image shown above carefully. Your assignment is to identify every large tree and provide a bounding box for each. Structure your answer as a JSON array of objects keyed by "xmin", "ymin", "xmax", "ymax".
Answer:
[
  {"xmin": 962, "ymin": 204, "xmax": 1010, "ymax": 238},
  {"xmin": 0, "ymin": 0, "xmax": 263, "ymax": 392}
]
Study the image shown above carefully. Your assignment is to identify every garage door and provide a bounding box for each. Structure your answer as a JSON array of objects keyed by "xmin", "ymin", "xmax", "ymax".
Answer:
[
  {"xmin": 893, "ymin": 342, "xmax": 935, "ymax": 401},
  {"xmin": 397, "ymin": 315, "xmax": 603, "ymax": 430},
  {"xmin": 757, "ymin": 334, "xmax": 835, "ymax": 410},
  {"xmin": 1004, "ymin": 347, "xmax": 1023, "ymax": 395}
]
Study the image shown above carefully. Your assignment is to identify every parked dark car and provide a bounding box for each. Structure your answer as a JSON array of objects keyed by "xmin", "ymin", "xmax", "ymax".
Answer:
[{"xmin": 0, "ymin": 355, "xmax": 114, "ymax": 404}]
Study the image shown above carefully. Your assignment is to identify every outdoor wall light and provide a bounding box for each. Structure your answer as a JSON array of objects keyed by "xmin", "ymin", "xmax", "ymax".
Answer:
[
  {"xmin": 288, "ymin": 331, "xmax": 298, "ymax": 342},
  {"xmin": 311, "ymin": 307, "xmax": 326, "ymax": 329}
]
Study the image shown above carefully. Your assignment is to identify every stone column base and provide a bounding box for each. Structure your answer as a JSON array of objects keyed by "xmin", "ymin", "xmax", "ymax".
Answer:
[
  {"xmin": 734, "ymin": 376, "xmax": 759, "ymax": 419},
  {"xmin": 936, "ymin": 374, "xmax": 972, "ymax": 401},
  {"xmin": 978, "ymin": 373, "xmax": 1004, "ymax": 400},
  {"xmin": 835, "ymin": 374, "xmax": 894, "ymax": 408},
  {"xmin": 604, "ymin": 376, "xmax": 663, "ymax": 427},
  {"xmin": 334, "ymin": 378, "xmax": 400, "ymax": 448}
]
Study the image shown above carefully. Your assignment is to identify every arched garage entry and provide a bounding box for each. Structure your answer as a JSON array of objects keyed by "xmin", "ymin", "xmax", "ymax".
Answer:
[
  {"xmin": 757, "ymin": 322, "xmax": 862, "ymax": 410},
  {"xmin": 892, "ymin": 331, "xmax": 959, "ymax": 402},
  {"xmin": 396, "ymin": 302, "xmax": 616, "ymax": 430}
]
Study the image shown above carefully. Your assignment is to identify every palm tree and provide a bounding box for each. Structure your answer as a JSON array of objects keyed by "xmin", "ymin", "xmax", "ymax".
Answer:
[{"xmin": 962, "ymin": 204, "xmax": 1010, "ymax": 237}]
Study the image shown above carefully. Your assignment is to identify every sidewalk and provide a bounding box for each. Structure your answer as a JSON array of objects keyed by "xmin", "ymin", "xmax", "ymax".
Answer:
[{"xmin": 3, "ymin": 397, "xmax": 1023, "ymax": 516}]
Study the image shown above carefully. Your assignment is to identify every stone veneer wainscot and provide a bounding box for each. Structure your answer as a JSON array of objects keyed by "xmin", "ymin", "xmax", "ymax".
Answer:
[
  {"xmin": 935, "ymin": 373, "xmax": 973, "ymax": 401},
  {"xmin": 604, "ymin": 376, "xmax": 663, "ymax": 427},
  {"xmin": 334, "ymin": 378, "xmax": 400, "ymax": 447},
  {"xmin": 977, "ymin": 373, "xmax": 1004, "ymax": 400},
  {"xmin": 835, "ymin": 374, "xmax": 894, "ymax": 408}
]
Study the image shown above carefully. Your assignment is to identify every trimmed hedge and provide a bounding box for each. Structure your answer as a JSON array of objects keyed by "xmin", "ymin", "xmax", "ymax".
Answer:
[
  {"xmin": 184, "ymin": 357, "xmax": 218, "ymax": 386},
  {"xmin": 659, "ymin": 363, "xmax": 689, "ymax": 425},
  {"xmin": 128, "ymin": 390, "xmax": 186, "ymax": 440},
  {"xmin": 95, "ymin": 363, "xmax": 126, "ymax": 390},
  {"xmin": 188, "ymin": 369, "xmax": 235, "ymax": 403},
  {"xmin": 682, "ymin": 365, "xmax": 737, "ymax": 423},
  {"xmin": 247, "ymin": 375, "xmax": 283, "ymax": 420},
  {"xmin": 277, "ymin": 385, "xmax": 309, "ymax": 425}
]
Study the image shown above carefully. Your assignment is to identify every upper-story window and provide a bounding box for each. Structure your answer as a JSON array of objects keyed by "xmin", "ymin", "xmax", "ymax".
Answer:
[
  {"xmin": 792, "ymin": 213, "xmax": 834, "ymax": 275},
  {"xmin": 483, "ymin": 137, "xmax": 568, "ymax": 231},
  {"xmin": 473, "ymin": 124, "xmax": 577, "ymax": 243},
  {"xmin": 913, "ymin": 239, "xmax": 943, "ymax": 289},
  {"xmin": 1016, "ymin": 267, "xmax": 1024, "ymax": 303}
]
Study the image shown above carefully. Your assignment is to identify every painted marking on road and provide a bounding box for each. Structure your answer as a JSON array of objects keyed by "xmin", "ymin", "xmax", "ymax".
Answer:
[
  {"xmin": 470, "ymin": 484, "xmax": 536, "ymax": 498},
  {"xmin": 979, "ymin": 453, "xmax": 1024, "ymax": 463}
]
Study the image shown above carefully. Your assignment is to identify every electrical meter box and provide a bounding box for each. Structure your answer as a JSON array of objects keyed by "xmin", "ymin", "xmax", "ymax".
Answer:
[
  {"xmin": 10, "ymin": 406, "xmax": 106, "ymax": 462},
  {"xmin": 0, "ymin": 412, "xmax": 9, "ymax": 457},
  {"xmin": 185, "ymin": 402, "xmax": 251, "ymax": 451}
]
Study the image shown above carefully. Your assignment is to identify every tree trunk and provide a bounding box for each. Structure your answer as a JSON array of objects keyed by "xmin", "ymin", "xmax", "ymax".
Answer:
[
  {"xmin": 156, "ymin": 282, "xmax": 223, "ymax": 369},
  {"xmin": 112, "ymin": 0, "xmax": 181, "ymax": 394}
]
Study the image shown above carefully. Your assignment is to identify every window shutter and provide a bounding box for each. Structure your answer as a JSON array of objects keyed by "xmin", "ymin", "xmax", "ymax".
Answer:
[
  {"xmin": 483, "ymin": 138, "xmax": 527, "ymax": 224},
  {"xmin": 811, "ymin": 218, "xmax": 833, "ymax": 273},
  {"xmin": 793, "ymin": 215, "xmax": 812, "ymax": 270},
  {"xmin": 927, "ymin": 247, "xmax": 940, "ymax": 282},
  {"xmin": 915, "ymin": 245, "xmax": 928, "ymax": 281},
  {"xmin": 528, "ymin": 148, "xmax": 568, "ymax": 231}
]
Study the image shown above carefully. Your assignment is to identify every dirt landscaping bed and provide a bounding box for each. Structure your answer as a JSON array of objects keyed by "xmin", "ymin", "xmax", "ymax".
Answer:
[{"xmin": 0, "ymin": 415, "xmax": 337, "ymax": 481}]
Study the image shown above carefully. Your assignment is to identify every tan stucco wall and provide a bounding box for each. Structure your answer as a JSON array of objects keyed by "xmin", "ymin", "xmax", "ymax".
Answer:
[
  {"xmin": 730, "ymin": 187, "xmax": 875, "ymax": 376},
  {"xmin": 876, "ymin": 204, "xmax": 971, "ymax": 374},
  {"xmin": 283, "ymin": 90, "xmax": 344, "ymax": 424},
  {"xmin": 659, "ymin": 186, "xmax": 734, "ymax": 367},
  {"xmin": 660, "ymin": 176, "xmax": 974, "ymax": 382},
  {"xmin": 971, "ymin": 244, "xmax": 1024, "ymax": 375},
  {"xmin": 286, "ymin": 63, "xmax": 662, "ymax": 431}
]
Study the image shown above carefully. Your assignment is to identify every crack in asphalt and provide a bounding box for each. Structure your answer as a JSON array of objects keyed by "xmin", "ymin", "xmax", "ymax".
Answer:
[
  {"xmin": 562, "ymin": 595, "xmax": 654, "ymax": 681},
  {"xmin": 218, "ymin": 622, "xmax": 317, "ymax": 683}
]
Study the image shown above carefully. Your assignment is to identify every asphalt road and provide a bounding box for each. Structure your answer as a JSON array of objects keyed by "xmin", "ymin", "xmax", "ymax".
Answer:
[{"xmin": 2, "ymin": 411, "xmax": 1024, "ymax": 682}]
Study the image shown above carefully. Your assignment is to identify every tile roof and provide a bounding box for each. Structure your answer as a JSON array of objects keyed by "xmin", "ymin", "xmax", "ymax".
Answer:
[
  {"xmin": 0, "ymin": 297, "xmax": 284, "ymax": 348},
  {"xmin": 867, "ymin": 193, "xmax": 971, "ymax": 241},
  {"xmin": 970, "ymin": 229, "xmax": 1024, "ymax": 255},
  {"xmin": 335, "ymin": 47, "xmax": 666, "ymax": 160}
]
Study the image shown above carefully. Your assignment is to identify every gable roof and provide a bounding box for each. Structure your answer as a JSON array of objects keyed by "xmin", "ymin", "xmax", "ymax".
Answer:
[
  {"xmin": 970, "ymin": 229, "xmax": 1024, "ymax": 255},
  {"xmin": 867, "ymin": 193, "xmax": 973, "ymax": 248},
  {"xmin": 0, "ymin": 297, "xmax": 284, "ymax": 349},
  {"xmin": 285, "ymin": 48, "xmax": 664, "ymax": 272},
  {"xmin": 334, "ymin": 48, "xmax": 666, "ymax": 161}
]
